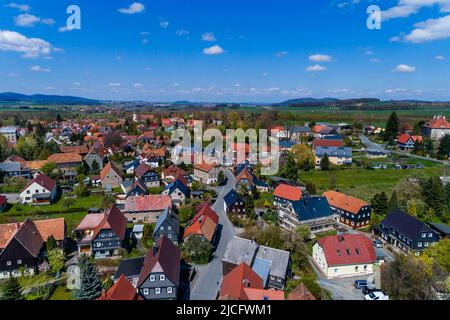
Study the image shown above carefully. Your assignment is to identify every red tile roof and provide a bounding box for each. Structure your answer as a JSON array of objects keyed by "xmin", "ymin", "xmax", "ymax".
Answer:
[
  {"xmin": 423, "ymin": 115, "xmax": 450, "ymax": 129},
  {"xmin": 322, "ymin": 190, "xmax": 368, "ymax": 215},
  {"xmin": 20, "ymin": 173, "xmax": 56, "ymax": 194},
  {"xmin": 183, "ymin": 205, "xmax": 219, "ymax": 242},
  {"xmin": 235, "ymin": 167, "xmax": 255, "ymax": 185},
  {"xmin": 76, "ymin": 207, "xmax": 127, "ymax": 240},
  {"xmin": 59, "ymin": 145, "xmax": 89, "ymax": 155},
  {"xmin": 98, "ymin": 275, "xmax": 141, "ymax": 300},
  {"xmin": 33, "ymin": 218, "xmax": 66, "ymax": 242},
  {"xmin": 397, "ymin": 134, "xmax": 423, "ymax": 144},
  {"xmin": 123, "ymin": 195, "xmax": 172, "ymax": 213},
  {"xmin": 100, "ymin": 161, "xmax": 122, "ymax": 180},
  {"xmin": 288, "ymin": 283, "xmax": 316, "ymax": 300},
  {"xmin": 312, "ymin": 139, "xmax": 344, "ymax": 148},
  {"xmin": 194, "ymin": 163, "xmax": 217, "ymax": 173},
  {"xmin": 318, "ymin": 234, "xmax": 376, "ymax": 266},
  {"xmin": 219, "ymin": 263, "xmax": 284, "ymax": 300},
  {"xmin": 0, "ymin": 195, "xmax": 6, "ymax": 207},
  {"xmin": 273, "ymin": 183, "xmax": 302, "ymax": 201}
]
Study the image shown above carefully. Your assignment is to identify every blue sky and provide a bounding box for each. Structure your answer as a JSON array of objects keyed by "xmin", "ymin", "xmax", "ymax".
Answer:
[{"xmin": 0, "ymin": 0, "xmax": 449, "ymax": 102}]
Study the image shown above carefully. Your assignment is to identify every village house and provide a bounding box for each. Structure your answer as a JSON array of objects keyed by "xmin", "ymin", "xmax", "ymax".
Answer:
[
  {"xmin": 47, "ymin": 153, "xmax": 83, "ymax": 180},
  {"xmin": 315, "ymin": 146, "xmax": 352, "ymax": 167},
  {"xmin": 137, "ymin": 236, "xmax": 180, "ymax": 300},
  {"xmin": 153, "ymin": 207, "xmax": 180, "ymax": 244},
  {"xmin": 122, "ymin": 195, "xmax": 172, "ymax": 223},
  {"xmin": 134, "ymin": 163, "xmax": 161, "ymax": 188},
  {"xmin": 422, "ymin": 114, "xmax": 450, "ymax": 140},
  {"xmin": 379, "ymin": 209, "xmax": 440, "ymax": 255},
  {"xmin": 183, "ymin": 204, "xmax": 219, "ymax": 243},
  {"xmin": 235, "ymin": 166, "xmax": 269, "ymax": 193},
  {"xmin": 19, "ymin": 173, "xmax": 57, "ymax": 205},
  {"xmin": 313, "ymin": 234, "xmax": 376, "ymax": 279},
  {"xmin": 120, "ymin": 179, "xmax": 148, "ymax": 198},
  {"xmin": 218, "ymin": 263, "xmax": 284, "ymax": 301},
  {"xmin": 273, "ymin": 183, "xmax": 336, "ymax": 233},
  {"xmin": 223, "ymin": 189, "xmax": 246, "ymax": 215},
  {"xmin": 323, "ymin": 190, "xmax": 371, "ymax": 229},
  {"xmin": 0, "ymin": 126, "xmax": 18, "ymax": 144},
  {"xmin": 193, "ymin": 163, "xmax": 221, "ymax": 185},
  {"xmin": 0, "ymin": 218, "xmax": 66, "ymax": 279},
  {"xmin": 100, "ymin": 161, "xmax": 123, "ymax": 190},
  {"xmin": 396, "ymin": 134, "xmax": 423, "ymax": 150},
  {"xmin": 84, "ymin": 147, "xmax": 105, "ymax": 171},
  {"xmin": 98, "ymin": 275, "xmax": 142, "ymax": 300},
  {"xmin": 75, "ymin": 207, "xmax": 127, "ymax": 259},
  {"xmin": 161, "ymin": 179, "xmax": 189, "ymax": 207},
  {"xmin": 114, "ymin": 256, "xmax": 145, "ymax": 287}
]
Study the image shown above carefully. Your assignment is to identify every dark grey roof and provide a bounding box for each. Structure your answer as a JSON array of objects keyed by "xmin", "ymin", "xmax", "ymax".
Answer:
[
  {"xmin": 114, "ymin": 256, "xmax": 145, "ymax": 280},
  {"xmin": 223, "ymin": 236, "xmax": 258, "ymax": 266},
  {"xmin": 256, "ymin": 245, "xmax": 290, "ymax": 279},
  {"xmin": 381, "ymin": 209, "xmax": 435, "ymax": 239},
  {"xmin": 428, "ymin": 222, "xmax": 450, "ymax": 235},
  {"xmin": 154, "ymin": 207, "xmax": 179, "ymax": 233},
  {"xmin": 223, "ymin": 189, "xmax": 243, "ymax": 207}
]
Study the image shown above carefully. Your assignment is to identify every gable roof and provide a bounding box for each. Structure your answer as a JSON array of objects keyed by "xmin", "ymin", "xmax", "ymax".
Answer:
[
  {"xmin": 134, "ymin": 162, "xmax": 153, "ymax": 178},
  {"xmin": 47, "ymin": 152, "xmax": 83, "ymax": 164},
  {"xmin": 219, "ymin": 263, "xmax": 263, "ymax": 300},
  {"xmin": 60, "ymin": 144, "xmax": 89, "ymax": 155},
  {"xmin": 322, "ymin": 190, "xmax": 368, "ymax": 214},
  {"xmin": 318, "ymin": 234, "xmax": 376, "ymax": 266},
  {"xmin": 76, "ymin": 207, "xmax": 127, "ymax": 240},
  {"xmin": 32, "ymin": 218, "xmax": 65, "ymax": 241},
  {"xmin": 98, "ymin": 275, "xmax": 141, "ymax": 301},
  {"xmin": 20, "ymin": 173, "xmax": 56, "ymax": 194},
  {"xmin": 137, "ymin": 236, "xmax": 180, "ymax": 287},
  {"xmin": 154, "ymin": 207, "xmax": 179, "ymax": 233},
  {"xmin": 114, "ymin": 256, "xmax": 145, "ymax": 280},
  {"xmin": 381, "ymin": 209, "xmax": 435, "ymax": 240},
  {"xmin": 235, "ymin": 167, "xmax": 255, "ymax": 185},
  {"xmin": 223, "ymin": 189, "xmax": 244, "ymax": 208},
  {"xmin": 183, "ymin": 204, "xmax": 219, "ymax": 242},
  {"xmin": 194, "ymin": 163, "xmax": 217, "ymax": 173},
  {"xmin": 123, "ymin": 195, "xmax": 171, "ymax": 213},
  {"xmin": 4, "ymin": 218, "xmax": 44, "ymax": 258},
  {"xmin": 164, "ymin": 179, "xmax": 189, "ymax": 196},
  {"xmin": 223, "ymin": 236, "xmax": 259, "ymax": 266},
  {"xmin": 312, "ymin": 139, "xmax": 344, "ymax": 148},
  {"xmin": 423, "ymin": 115, "xmax": 450, "ymax": 129},
  {"xmin": 273, "ymin": 183, "xmax": 302, "ymax": 201},
  {"xmin": 100, "ymin": 161, "xmax": 122, "ymax": 180},
  {"xmin": 288, "ymin": 283, "xmax": 316, "ymax": 300}
]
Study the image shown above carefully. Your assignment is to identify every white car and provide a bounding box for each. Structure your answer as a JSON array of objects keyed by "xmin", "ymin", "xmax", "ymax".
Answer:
[{"xmin": 364, "ymin": 291, "xmax": 389, "ymax": 300}]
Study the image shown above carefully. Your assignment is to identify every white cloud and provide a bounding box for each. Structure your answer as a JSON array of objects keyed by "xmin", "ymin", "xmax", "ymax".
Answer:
[
  {"xmin": 382, "ymin": 0, "xmax": 450, "ymax": 21},
  {"xmin": 108, "ymin": 82, "xmax": 121, "ymax": 87},
  {"xmin": 4, "ymin": 3, "xmax": 30, "ymax": 12},
  {"xmin": 404, "ymin": 15, "xmax": 450, "ymax": 43},
  {"xmin": 118, "ymin": 2, "xmax": 145, "ymax": 14},
  {"xmin": 201, "ymin": 32, "xmax": 216, "ymax": 42},
  {"xmin": 58, "ymin": 26, "xmax": 74, "ymax": 33},
  {"xmin": 306, "ymin": 64, "xmax": 327, "ymax": 72},
  {"xmin": 176, "ymin": 30, "xmax": 190, "ymax": 36},
  {"xmin": 203, "ymin": 45, "xmax": 225, "ymax": 55},
  {"xmin": 41, "ymin": 18, "xmax": 55, "ymax": 26},
  {"xmin": 14, "ymin": 13, "xmax": 39, "ymax": 27},
  {"xmin": 435, "ymin": 55, "xmax": 446, "ymax": 60},
  {"xmin": 309, "ymin": 54, "xmax": 332, "ymax": 62},
  {"xmin": 0, "ymin": 30, "xmax": 54, "ymax": 58},
  {"xmin": 30, "ymin": 65, "xmax": 50, "ymax": 72},
  {"xmin": 389, "ymin": 36, "xmax": 401, "ymax": 42},
  {"xmin": 274, "ymin": 51, "xmax": 288, "ymax": 58},
  {"xmin": 159, "ymin": 20, "xmax": 169, "ymax": 29},
  {"xmin": 133, "ymin": 83, "xmax": 143, "ymax": 88},
  {"xmin": 393, "ymin": 64, "xmax": 416, "ymax": 72}
]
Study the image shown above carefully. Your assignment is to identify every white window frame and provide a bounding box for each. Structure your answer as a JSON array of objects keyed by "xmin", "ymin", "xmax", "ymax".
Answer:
[
  {"xmin": 167, "ymin": 287, "xmax": 173, "ymax": 294},
  {"xmin": 143, "ymin": 288, "xmax": 149, "ymax": 295},
  {"xmin": 150, "ymin": 275, "xmax": 155, "ymax": 281},
  {"xmin": 155, "ymin": 288, "xmax": 161, "ymax": 294}
]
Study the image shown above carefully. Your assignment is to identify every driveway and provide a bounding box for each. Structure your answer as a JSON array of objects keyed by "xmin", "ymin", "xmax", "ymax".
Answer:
[
  {"xmin": 189, "ymin": 168, "xmax": 236, "ymax": 300},
  {"xmin": 1, "ymin": 193, "xmax": 20, "ymax": 204},
  {"xmin": 358, "ymin": 133, "xmax": 389, "ymax": 153}
]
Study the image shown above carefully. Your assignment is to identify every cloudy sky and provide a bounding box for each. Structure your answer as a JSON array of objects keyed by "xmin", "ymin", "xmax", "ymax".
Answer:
[{"xmin": 0, "ymin": 0, "xmax": 449, "ymax": 102}]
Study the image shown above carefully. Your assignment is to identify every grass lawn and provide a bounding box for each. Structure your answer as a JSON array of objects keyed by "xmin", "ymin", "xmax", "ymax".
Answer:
[
  {"xmin": 305, "ymin": 229, "xmax": 337, "ymax": 255},
  {"xmin": 0, "ymin": 194, "xmax": 103, "ymax": 232},
  {"xmin": 49, "ymin": 285, "xmax": 73, "ymax": 300},
  {"xmin": 299, "ymin": 167, "xmax": 444, "ymax": 201},
  {"xmin": 18, "ymin": 273, "xmax": 54, "ymax": 290}
]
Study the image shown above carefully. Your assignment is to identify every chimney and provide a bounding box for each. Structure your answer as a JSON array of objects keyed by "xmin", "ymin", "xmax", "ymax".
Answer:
[{"xmin": 338, "ymin": 235, "xmax": 345, "ymax": 242}]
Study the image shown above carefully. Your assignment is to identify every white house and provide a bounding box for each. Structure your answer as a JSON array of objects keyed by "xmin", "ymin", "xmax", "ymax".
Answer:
[
  {"xmin": 19, "ymin": 174, "xmax": 57, "ymax": 205},
  {"xmin": 312, "ymin": 234, "xmax": 376, "ymax": 279}
]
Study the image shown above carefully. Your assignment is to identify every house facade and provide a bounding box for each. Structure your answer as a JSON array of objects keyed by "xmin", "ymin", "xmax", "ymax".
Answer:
[
  {"xmin": 315, "ymin": 146, "xmax": 352, "ymax": 167},
  {"xmin": 193, "ymin": 163, "xmax": 221, "ymax": 185},
  {"xmin": 223, "ymin": 189, "xmax": 246, "ymax": 215},
  {"xmin": 100, "ymin": 162, "xmax": 123, "ymax": 189},
  {"xmin": 19, "ymin": 174, "xmax": 57, "ymax": 205},
  {"xmin": 135, "ymin": 163, "xmax": 160, "ymax": 188},
  {"xmin": 153, "ymin": 207, "xmax": 180, "ymax": 244},
  {"xmin": 122, "ymin": 195, "xmax": 172, "ymax": 223},
  {"xmin": 161, "ymin": 179, "xmax": 188, "ymax": 206},
  {"xmin": 422, "ymin": 114, "xmax": 450, "ymax": 140}
]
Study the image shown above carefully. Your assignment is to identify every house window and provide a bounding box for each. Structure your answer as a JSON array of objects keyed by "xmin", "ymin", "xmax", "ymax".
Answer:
[
  {"xmin": 155, "ymin": 288, "xmax": 161, "ymax": 294},
  {"xmin": 364, "ymin": 265, "xmax": 367, "ymax": 271},
  {"xmin": 17, "ymin": 260, "xmax": 22, "ymax": 264},
  {"xmin": 168, "ymin": 226, "xmax": 172, "ymax": 231},
  {"xmin": 27, "ymin": 190, "xmax": 30, "ymax": 194},
  {"xmin": 6, "ymin": 261, "xmax": 11, "ymax": 266},
  {"xmin": 159, "ymin": 275, "xmax": 165, "ymax": 281},
  {"xmin": 422, "ymin": 233, "xmax": 426, "ymax": 237},
  {"xmin": 334, "ymin": 268, "xmax": 338, "ymax": 273},
  {"xmin": 96, "ymin": 243, "xmax": 102, "ymax": 247},
  {"xmin": 150, "ymin": 275, "xmax": 155, "ymax": 281},
  {"xmin": 428, "ymin": 233, "xmax": 433, "ymax": 237},
  {"xmin": 424, "ymin": 242, "xmax": 429, "ymax": 247},
  {"xmin": 418, "ymin": 242, "xmax": 422, "ymax": 247},
  {"xmin": 160, "ymin": 226, "xmax": 164, "ymax": 231},
  {"xmin": 168, "ymin": 234, "xmax": 172, "ymax": 239},
  {"xmin": 143, "ymin": 288, "xmax": 149, "ymax": 295},
  {"xmin": 355, "ymin": 266, "xmax": 359, "ymax": 272},
  {"xmin": 167, "ymin": 287, "xmax": 173, "ymax": 294}
]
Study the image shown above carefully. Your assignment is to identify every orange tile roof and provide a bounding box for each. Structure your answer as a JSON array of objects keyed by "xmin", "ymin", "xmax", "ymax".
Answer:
[
  {"xmin": 194, "ymin": 163, "xmax": 217, "ymax": 173},
  {"xmin": 312, "ymin": 124, "xmax": 326, "ymax": 133},
  {"xmin": 219, "ymin": 263, "xmax": 263, "ymax": 300},
  {"xmin": 100, "ymin": 161, "xmax": 122, "ymax": 180},
  {"xmin": 322, "ymin": 190, "xmax": 368, "ymax": 215},
  {"xmin": 273, "ymin": 183, "xmax": 302, "ymax": 201},
  {"xmin": 98, "ymin": 275, "xmax": 142, "ymax": 300},
  {"xmin": 424, "ymin": 116, "xmax": 450, "ymax": 129},
  {"xmin": 24, "ymin": 160, "xmax": 48, "ymax": 170},
  {"xmin": 33, "ymin": 218, "xmax": 66, "ymax": 241},
  {"xmin": 288, "ymin": 283, "xmax": 316, "ymax": 300},
  {"xmin": 183, "ymin": 205, "xmax": 219, "ymax": 242},
  {"xmin": 47, "ymin": 152, "xmax": 83, "ymax": 164},
  {"xmin": 235, "ymin": 167, "xmax": 255, "ymax": 185},
  {"xmin": 243, "ymin": 287, "xmax": 284, "ymax": 300}
]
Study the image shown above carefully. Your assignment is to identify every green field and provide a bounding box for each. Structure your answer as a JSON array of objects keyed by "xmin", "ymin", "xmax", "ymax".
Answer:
[{"xmin": 300, "ymin": 167, "xmax": 445, "ymax": 201}]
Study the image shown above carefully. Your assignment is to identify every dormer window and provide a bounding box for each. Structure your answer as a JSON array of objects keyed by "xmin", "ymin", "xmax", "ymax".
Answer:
[
  {"xmin": 422, "ymin": 233, "xmax": 426, "ymax": 237},
  {"xmin": 337, "ymin": 250, "xmax": 341, "ymax": 256}
]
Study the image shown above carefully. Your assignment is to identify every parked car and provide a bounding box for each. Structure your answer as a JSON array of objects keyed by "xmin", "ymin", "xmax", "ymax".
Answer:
[
  {"xmin": 354, "ymin": 280, "xmax": 371, "ymax": 289},
  {"xmin": 364, "ymin": 291, "xmax": 389, "ymax": 300},
  {"xmin": 373, "ymin": 239, "xmax": 383, "ymax": 248},
  {"xmin": 362, "ymin": 287, "xmax": 382, "ymax": 295}
]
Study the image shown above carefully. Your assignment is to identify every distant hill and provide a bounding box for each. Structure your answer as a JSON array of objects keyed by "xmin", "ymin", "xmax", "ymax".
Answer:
[
  {"xmin": 0, "ymin": 92, "xmax": 100, "ymax": 104},
  {"xmin": 279, "ymin": 97, "xmax": 340, "ymax": 105}
]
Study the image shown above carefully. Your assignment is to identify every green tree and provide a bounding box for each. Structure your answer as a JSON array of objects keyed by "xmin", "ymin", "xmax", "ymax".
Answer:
[
  {"xmin": 320, "ymin": 153, "xmax": 330, "ymax": 170},
  {"xmin": 384, "ymin": 111, "xmax": 399, "ymax": 142},
  {"xmin": 56, "ymin": 113, "xmax": 63, "ymax": 123},
  {"xmin": 179, "ymin": 204, "xmax": 196, "ymax": 224},
  {"xmin": 90, "ymin": 159, "xmax": 100, "ymax": 174},
  {"xmin": 47, "ymin": 249, "xmax": 65, "ymax": 275},
  {"xmin": 381, "ymin": 254, "xmax": 435, "ymax": 300},
  {"xmin": 101, "ymin": 194, "xmax": 116, "ymax": 208},
  {"xmin": 182, "ymin": 235, "xmax": 214, "ymax": 264},
  {"xmin": 217, "ymin": 171, "xmax": 226, "ymax": 186},
  {"xmin": 437, "ymin": 135, "xmax": 450, "ymax": 159},
  {"xmin": 61, "ymin": 196, "xmax": 76, "ymax": 210},
  {"xmin": 421, "ymin": 177, "xmax": 446, "ymax": 215},
  {"xmin": 46, "ymin": 235, "xmax": 57, "ymax": 251},
  {"xmin": 2, "ymin": 277, "xmax": 23, "ymax": 300},
  {"xmin": 74, "ymin": 254, "xmax": 103, "ymax": 300},
  {"xmin": 370, "ymin": 192, "xmax": 389, "ymax": 215},
  {"xmin": 305, "ymin": 181, "xmax": 317, "ymax": 195},
  {"xmin": 296, "ymin": 224, "xmax": 311, "ymax": 241},
  {"xmin": 74, "ymin": 184, "xmax": 90, "ymax": 197},
  {"xmin": 41, "ymin": 162, "xmax": 57, "ymax": 178},
  {"xmin": 387, "ymin": 190, "xmax": 399, "ymax": 212}
]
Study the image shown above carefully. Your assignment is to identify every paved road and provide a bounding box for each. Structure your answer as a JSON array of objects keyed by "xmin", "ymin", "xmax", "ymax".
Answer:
[
  {"xmin": 1, "ymin": 193, "xmax": 20, "ymax": 204},
  {"xmin": 189, "ymin": 168, "xmax": 236, "ymax": 300}
]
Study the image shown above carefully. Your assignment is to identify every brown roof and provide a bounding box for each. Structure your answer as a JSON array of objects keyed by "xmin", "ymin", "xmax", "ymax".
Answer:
[
  {"xmin": 24, "ymin": 160, "xmax": 48, "ymax": 170},
  {"xmin": 47, "ymin": 152, "xmax": 83, "ymax": 164},
  {"xmin": 288, "ymin": 283, "xmax": 316, "ymax": 300},
  {"xmin": 60, "ymin": 144, "xmax": 89, "ymax": 155},
  {"xmin": 20, "ymin": 173, "xmax": 56, "ymax": 194},
  {"xmin": 235, "ymin": 167, "xmax": 255, "ymax": 185},
  {"xmin": 76, "ymin": 207, "xmax": 127, "ymax": 240},
  {"xmin": 322, "ymin": 190, "xmax": 368, "ymax": 215},
  {"xmin": 123, "ymin": 195, "xmax": 171, "ymax": 213},
  {"xmin": 183, "ymin": 205, "xmax": 219, "ymax": 242},
  {"xmin": 219, "ymin": 263, "xmax": 263, "ymax": 300},
  {"xmin": 137, "ymin": 236, "xmax": 180, "ymax": 287},
  {"xmin": 10, "ymin": 219, "xmax": 44, "ymax": 258},
  {"xmin": 98, "ymin": 275, "xmax": 141, "ymax": 300},
  {"xmin": 134, "ymin": 163, "xmax": 153, "ymax": 178},
  {"xmin": 5, "ymin": 155, "xmax": 26, "ymax": 164},
  {"xmin": 33, "ymin": 218, "xmax": 66, "ymax": 242},
  {"xmin": 100, "ymin": 161, "xmax": 122, "ymax": 180}
]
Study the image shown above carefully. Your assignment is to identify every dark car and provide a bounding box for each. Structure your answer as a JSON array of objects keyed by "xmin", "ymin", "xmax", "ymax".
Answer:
[{"xmin": 354, "ymin": 280, "xmax": 375, "ymax": 290}]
